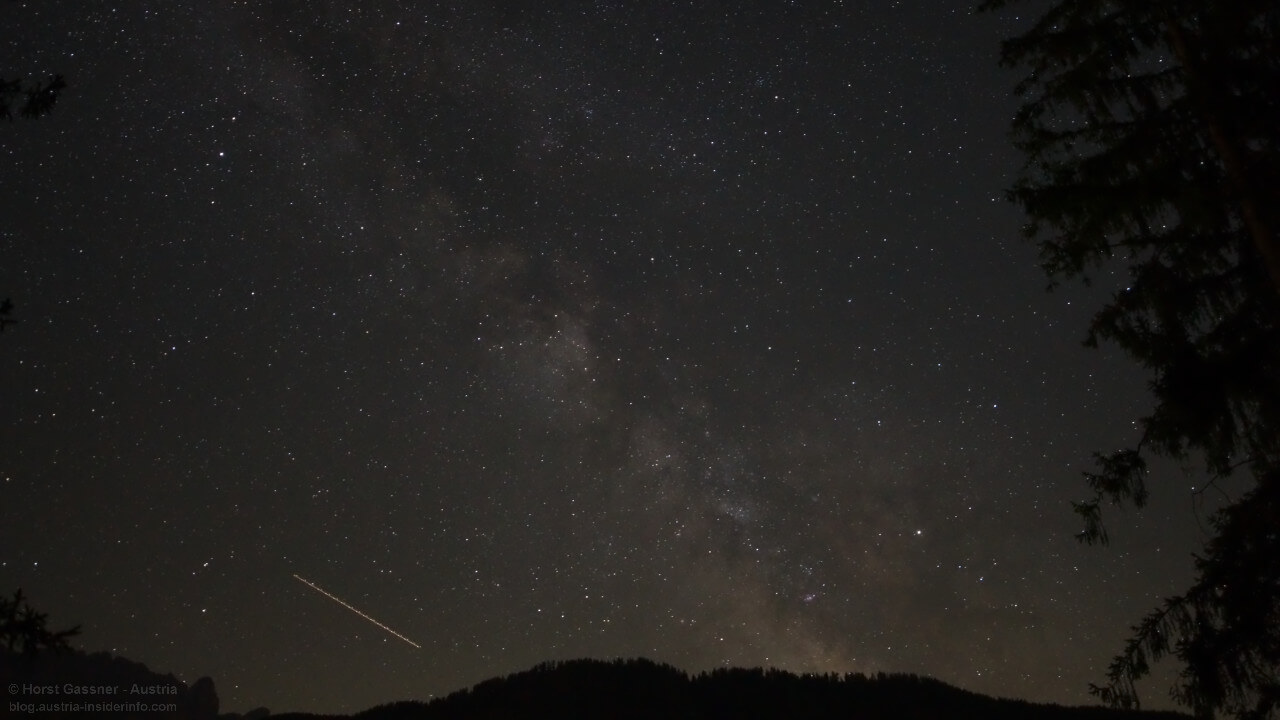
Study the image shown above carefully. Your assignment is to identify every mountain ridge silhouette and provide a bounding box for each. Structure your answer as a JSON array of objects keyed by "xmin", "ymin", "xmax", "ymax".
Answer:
[
  {"xmin": 274, "ymin": 657, "xmax": 1196, "ymax": 720},
  {"xmin": 4, "ymin": 649, "xmax": 1198, "ymax": 720}
]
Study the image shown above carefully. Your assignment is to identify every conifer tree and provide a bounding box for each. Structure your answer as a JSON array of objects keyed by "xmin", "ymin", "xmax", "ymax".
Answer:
[
  {"xmin": 1, "ymin": 74, "xmax": 65, "ymax": 121},
  {"xmin": 980, "ymin": 1, "xmax": 1280, "ymax": 718},
  {"xmin": 0, "ymin": 589, "xmax": 81, "ymax": 657},
  {"xmin": 2, "ymin": 71, "xmax": 66, "ymax": 332}
]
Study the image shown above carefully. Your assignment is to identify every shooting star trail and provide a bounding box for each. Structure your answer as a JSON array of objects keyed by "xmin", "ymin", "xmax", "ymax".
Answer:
[{"xmin": 292, "ymin": 573, "xmax": 421, "ymax": 649}]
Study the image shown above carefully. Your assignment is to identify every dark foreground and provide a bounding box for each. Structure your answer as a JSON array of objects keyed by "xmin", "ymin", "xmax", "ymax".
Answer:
[{"xmin": 4, "ymin": 650, "xmax": 1193, "ymax": 720}]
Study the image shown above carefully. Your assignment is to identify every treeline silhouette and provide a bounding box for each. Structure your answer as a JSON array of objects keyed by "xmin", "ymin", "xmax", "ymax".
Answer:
[
  {"xmin": 0, "ymin": 589, "xmax": 1196, "ymax": 720},
  {"xmin": 268, "ymin": 657, "xmax": 1194, "ymax": 720},
  {"xmin": 2, "ymin": 645, "xmax": 1199, "ymax": 720},
  {"xmin": 0, "ymin": 646, "xmax": 220, "ymax": 719}
]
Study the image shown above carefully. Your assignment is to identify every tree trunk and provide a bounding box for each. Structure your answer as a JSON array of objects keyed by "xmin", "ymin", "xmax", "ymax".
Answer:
[{"xmin": 1164, "ymin": 16, "xmax": 1280, "ymax": 299}]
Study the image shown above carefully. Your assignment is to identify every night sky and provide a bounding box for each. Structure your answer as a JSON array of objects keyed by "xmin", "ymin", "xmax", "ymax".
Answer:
[{"xmin": 2, "ymin": 1, "xmax": 1221, "ymax": 714}]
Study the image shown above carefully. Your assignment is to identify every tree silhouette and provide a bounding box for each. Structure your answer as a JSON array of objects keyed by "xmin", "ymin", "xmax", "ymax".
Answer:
[
  {"xmin": 2, "ymin": 68, "xmax": 65, "ymax": 333},
  {"xmin": 981, "ymin": 1, "xmax": 1280, "ymax": 718},
  {"xmin": 0, "ymin": 74, "xmax": 65, "ymax": 121},
  {"xmin": 0, "ymin": 297, "xmax": 14, "ymax": 333},
  {"xmin": 354, "ymin": 658, "xmax": 1194, "ymax": 720},
  {"xmin": 0, "ymin": 589, "xmax": 81, "ymax": 658}
]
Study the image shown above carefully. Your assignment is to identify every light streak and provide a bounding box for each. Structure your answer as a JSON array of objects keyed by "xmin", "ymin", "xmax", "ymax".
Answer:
[{"xmin": 292, "ymin": 573, "xmax": 421, "ymax": 649}]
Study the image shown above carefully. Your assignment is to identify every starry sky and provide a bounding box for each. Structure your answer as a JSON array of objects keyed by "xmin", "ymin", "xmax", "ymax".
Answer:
[{"xmin": 1, "ymin": 1, "xmax": 1224, "ymax": 715}]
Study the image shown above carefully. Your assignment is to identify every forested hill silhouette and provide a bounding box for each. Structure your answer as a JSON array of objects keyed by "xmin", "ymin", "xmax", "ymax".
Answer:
[
  {"xmin": 271, "ymin": 657, "xmax": 1195, "ymax": 720},
  {"xmin": 0, "ymin": 646, "xmax": 220, "ymax": 719}
]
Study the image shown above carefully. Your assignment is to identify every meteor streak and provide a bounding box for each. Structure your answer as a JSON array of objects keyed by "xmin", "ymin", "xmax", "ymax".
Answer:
[{"xmin": 292, "ymin": 573, "xmax": 421, "ymax": 649}]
